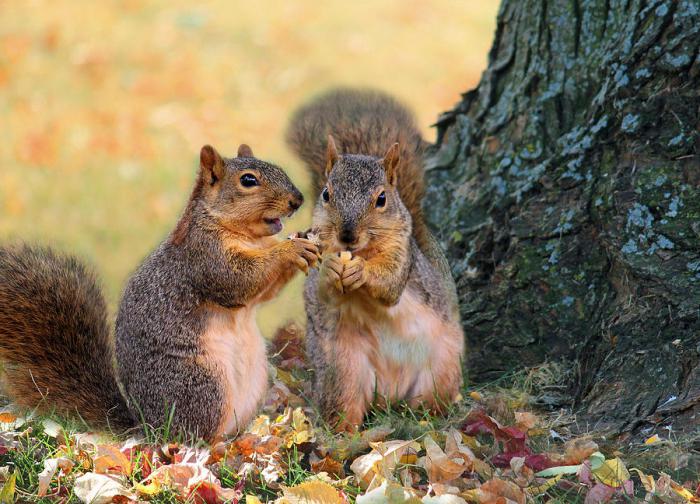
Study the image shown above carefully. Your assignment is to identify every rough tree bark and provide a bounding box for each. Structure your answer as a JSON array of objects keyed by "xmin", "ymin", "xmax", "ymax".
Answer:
[{"xmin": 424, "ymin": 0, "xmax": 700, "ymax": 432}]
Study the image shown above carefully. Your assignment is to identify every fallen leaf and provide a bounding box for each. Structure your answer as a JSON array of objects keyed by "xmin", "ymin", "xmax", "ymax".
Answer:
[
  {"xmin": 591, "ymin": 457, "xmax": 630, "ymax": 488},
  {"xmin": 554, "ymin": 438, "xmax": 599, "ymax": 465},
  {"xmin": 93, "ymin": 444, "xmax": 132, "ymax": 475},
  {"xmin": 351, "ymin": 439, "xmax": 420, "ymax": 489},
  {"xmin": 584, "ymin": 483, "xmax": 615, "ymax": 504},
  {"xmin": 356, "ymin": 480, "xmax": 419, "ymax": 503},
  {"xmin": 0, "ymin": 413, "xmax": 17, "ymax": 425},
  {"xmin": 535, "ymin": 464, "xmax": 581, "ymax": 477},
  {"xmin": 279, "ymin": 480, "xmax": 345, "ymax": 504},
  {"xmin": 630, "ymin": 468, "xmax": 655, "ymax": 493},
  {"xmin": 270, "ymin": 323, "xmax": 308, "ymax": 370},
  {"xmin": 420, "ymin": 436, "xmax": 467, "ymax": 484},
  {"xmin": 514, "ymin": 412, "xmax": 538, "ymax": 431},
  {"xmin": 525, "ymin": 475, "xmax": 562, "ymax": 496},
  {"xmin": 0, "ymin": 472, "xmax": 16, "ymax": 504},
  {"xmin": 285, "ymin": 408, "xmax": 315, "ymax": 447},
  {"xmin": 311, "ymin": 455, "xmax": 345, "ymax": 478},
  {"xmin": 462, "ymin": 410, "xmax": 528, "ymax": 454},
  {"xmin": 463, "ymin": 478, "xmax": 526, "ymax": 504},
  {"xmin": 37, "ymin": 457, "xmax": 74, "ymax": 496},
  {"xmin": 134, "ymin": 479, "xmax": 161, "ymax": 496},
  {"xmin": 248, "ymin": 415, "xmax": 272, "ymax": 437},
  {"xmin": 41, "ymin": 419, "xmax": 62, "ymax": 438},
  {"xmin": 73, "ymin": 473, "xmax": 135, "ymax": 504},
  {"xmin": 657, "ymin": 472, "xmax": 700, "ymax": 503},
  {"xmin": 422, "ymin": 495, "xmax": 467, "ymax": 504}
]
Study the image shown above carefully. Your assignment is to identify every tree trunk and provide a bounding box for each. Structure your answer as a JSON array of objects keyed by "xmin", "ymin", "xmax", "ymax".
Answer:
[{"xmin": 425, "ymin": 0, "xmax": 700, "ymax": 433}]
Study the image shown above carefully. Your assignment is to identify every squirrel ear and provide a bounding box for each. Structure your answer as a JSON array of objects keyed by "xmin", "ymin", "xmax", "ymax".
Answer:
[
  {"xmin": 237, "ymin": 144, "xmax": 254, "ymax": 158},
  {"xmin": 325, "ymin": 134, "xmax": 339, "ymax": 177},
  {"xmin": 381, "ymin": 143, "xmax": 400, "ymax": 186},
  {"xmin": 200, "ymin": 145, "xmax": 225, "ymax": 185}
]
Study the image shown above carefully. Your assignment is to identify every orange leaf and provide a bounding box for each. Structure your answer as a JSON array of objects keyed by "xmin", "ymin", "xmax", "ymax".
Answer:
[
  {"xmin": 0, "ymin": 413, "xmax": 17, "ymax": 424},
  {"xmin": 93, "ymin": 445, "xmax": 132, "ymax": 476}
]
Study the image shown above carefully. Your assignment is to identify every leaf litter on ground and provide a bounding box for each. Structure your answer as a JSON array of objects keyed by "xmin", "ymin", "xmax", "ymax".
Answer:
[{"xmin": 0, "ymin": 324, "xmax": 698, "ymax": 503}]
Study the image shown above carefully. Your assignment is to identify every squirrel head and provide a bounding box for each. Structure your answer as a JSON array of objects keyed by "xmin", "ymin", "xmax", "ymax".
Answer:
[
  {"xmin": 313, "ymin": 135, "xmax": 411, "ymax": 253},
  {"xmin": 194, "ymin": 144, "xmax": 304, "ymax": 238}
]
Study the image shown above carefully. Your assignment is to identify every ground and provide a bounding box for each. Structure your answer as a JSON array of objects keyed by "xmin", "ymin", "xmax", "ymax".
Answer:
[{"xmin": 0, "ymin": 326, "xmax": 698, "ymax": 503}]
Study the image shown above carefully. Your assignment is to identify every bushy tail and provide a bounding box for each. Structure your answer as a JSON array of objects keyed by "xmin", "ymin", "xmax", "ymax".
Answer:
[
  {"xmin": 0, "ymin": 245, "xmax": 133, "ymax": 430},
  {"xmin": 286, "ymin": 88, "xmax": 430, "ymax": 241}
]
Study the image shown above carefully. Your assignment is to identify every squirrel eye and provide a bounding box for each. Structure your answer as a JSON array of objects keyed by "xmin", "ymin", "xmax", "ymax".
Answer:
[
  {"xmin": 240, "ymin": 173, "xmax": 259, "ymax": 187},
  {"xmin": 376, "ymin": 191, "xmax": 386, "ymax": 208},
  {"xmin": 321, "ymin": 187, "xmax": 330, "ymax": 203}
]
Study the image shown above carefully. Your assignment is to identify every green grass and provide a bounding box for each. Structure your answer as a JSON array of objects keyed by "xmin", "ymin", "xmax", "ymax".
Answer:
[{"xmin": 2, "ymin": 365, "xmax": 697, "ymax": 502}]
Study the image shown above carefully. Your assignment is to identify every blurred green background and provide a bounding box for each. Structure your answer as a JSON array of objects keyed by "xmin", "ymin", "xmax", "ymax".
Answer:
[{"xmin": 0, "ymin": 0, "xmax": 498, "ymax": 335}]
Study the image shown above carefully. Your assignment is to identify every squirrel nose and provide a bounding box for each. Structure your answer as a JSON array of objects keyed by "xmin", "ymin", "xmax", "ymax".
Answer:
[
  {"xmin": 339, "ymin": 225, "xmax": 358, "ymax": 246},
  {"xmin": 288, "ymin": 194, "xmax": 303, "ymax": 212}
]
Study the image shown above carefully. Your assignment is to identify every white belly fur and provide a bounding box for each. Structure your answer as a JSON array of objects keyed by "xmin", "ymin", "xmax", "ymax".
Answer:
[
  {"xmin": 203, "ymin": 306, "xmax": 269, "ymax": 435},
  {"xmin": 338, "ymin": 290, "xmax": 460, "ymax": 402}
]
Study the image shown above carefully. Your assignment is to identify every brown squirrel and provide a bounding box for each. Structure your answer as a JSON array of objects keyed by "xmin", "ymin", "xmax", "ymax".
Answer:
[
  {"xmin": 287, "ymin": 88, "xmax": 465, "ymax": 429},
  {"xmin": 0, "ymin": 144, "xmax": 319, "ymax": 440}
]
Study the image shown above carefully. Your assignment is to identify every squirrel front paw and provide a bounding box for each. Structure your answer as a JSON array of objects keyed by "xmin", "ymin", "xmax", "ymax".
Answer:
[
  {"xmin": 321, "ymin": 252, "xmax": 366, "ymax": 294},
  {"xmin": 286, "ymin": 238, "xmax": 320, "ymax": 274},
  {"xmin": 340, "ymin": 255, "xmax": 366, "ymax": 292},
  {"xmin": 320, "ymin": 253, "xmax": 345, "ymax": 293}
]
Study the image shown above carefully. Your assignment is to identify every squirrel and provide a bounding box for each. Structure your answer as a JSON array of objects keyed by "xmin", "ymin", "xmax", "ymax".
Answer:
[
  {"xmin": 0, "ymin": 144, "xmax": 319, "ymax": 440},
  {"xmin": 286, "ymin": 88, "xmax": 465, "ymax": 429}
]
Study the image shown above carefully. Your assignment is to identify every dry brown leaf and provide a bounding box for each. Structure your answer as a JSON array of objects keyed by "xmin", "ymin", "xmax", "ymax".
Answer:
[
  {"xmin": 420, "ymin": 436, "xmax": 467, "ymax": 484},
  {"xmin": 463, "ymin": 478, "xmax": 526, "ymax": 504},
  {"xmin": 513, "ymin": 412, "xmax": 538, "ymax": 431},
  {"xmin": 550, "ymin": 437, "xmax": 599, "ymax": 465},
  {"xmin": 508, "ymin": 457, "xmax": 534, "ymax": 487},
  {"xmin": 311, "ymin": 455, "xmax": 345, "ymax": 478}
]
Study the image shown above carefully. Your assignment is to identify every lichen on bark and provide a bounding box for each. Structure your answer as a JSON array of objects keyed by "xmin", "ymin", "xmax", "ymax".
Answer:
[{"xmin": 425, "ymin": 0, "xmax": 700, "ymax": 431}]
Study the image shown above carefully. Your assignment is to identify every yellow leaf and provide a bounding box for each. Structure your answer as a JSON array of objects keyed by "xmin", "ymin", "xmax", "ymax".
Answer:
[
  {"xmin": 644, "ymin": 434, "xmax": 661, "ymax": 445},
  {"xmin": 285, "ymin": 408, "xmax": 315, "ymax": 448},
  {"xmin": 247, "ymin": 415, "xmax": 271, "ymax": 437},
  {"xmin": 630, "ymin": 468, "xmax": 655, "ymax": 493},
  {"xmin": 0, "ymin": 472, "xmax": 16, "ymax": 504},
  {"xmin": 134, "ymin": 480, "xmax": 161, "ymax": 496},
  {"xmin": 469, "ymin": 391, "xmax": 482, "ymax": 402},
  {"xmin": 591, "ymin": 457, "xmax": 630, "ymax": 488},
  {"xmin": 351, "ymin": 439, "xmax": 419, "ymax": 489},
  {"xmin": 280, "ymin": 480, "xmax": 345, "ymax": 504},
  {"xmin": 246, "ymin": 495, "xmax": 263, "ymax": 504},
  {"xmin": 668, "ymin": 475, "xmax": 700, "ymax": 502},
  {"xmin": 526, "ymin": 474, "xmax": 562, "ymax": 496}
]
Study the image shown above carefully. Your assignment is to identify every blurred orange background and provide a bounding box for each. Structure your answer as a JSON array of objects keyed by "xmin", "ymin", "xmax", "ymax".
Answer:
[{"xmin": 0, "ymin": 0, "xmax": 498, "ymax": 333}]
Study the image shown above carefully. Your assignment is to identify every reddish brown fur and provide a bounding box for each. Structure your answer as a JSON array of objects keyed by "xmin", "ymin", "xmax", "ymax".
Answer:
[
  {"xmin": 286, "ymin": 88, "xmax": 433, "ymax": 251},
  {"xmin": 0, "ymin": 245, "xmax": 132, "ymax": 429}
]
